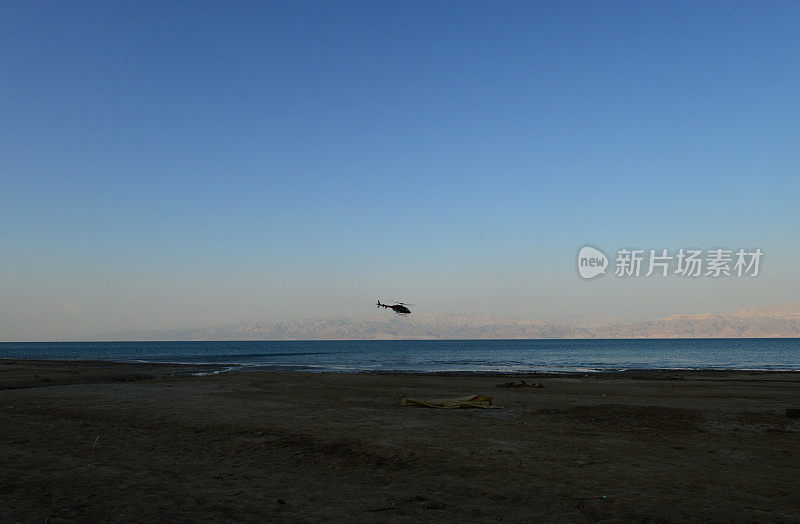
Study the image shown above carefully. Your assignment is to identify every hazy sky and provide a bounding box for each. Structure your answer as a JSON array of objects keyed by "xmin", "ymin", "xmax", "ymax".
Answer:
[{"xmin": 2, "ymin": 1, "xmax": 799, "ymax": 340}]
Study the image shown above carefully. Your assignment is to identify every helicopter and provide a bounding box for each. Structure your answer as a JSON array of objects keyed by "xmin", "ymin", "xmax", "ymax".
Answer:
[{"xmin": 376, "ymin": 300, "xmax": 413, "ymax": 315}]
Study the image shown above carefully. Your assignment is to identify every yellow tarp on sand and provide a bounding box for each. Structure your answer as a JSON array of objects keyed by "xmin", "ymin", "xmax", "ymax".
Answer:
[{"xmin": 401, "ymin": 395, "xmax": 500, "ymax": 409}]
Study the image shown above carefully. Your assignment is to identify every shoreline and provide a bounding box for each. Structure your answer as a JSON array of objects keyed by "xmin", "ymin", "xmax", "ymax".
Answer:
[{"xmin": 2, "ymin": 357, "xmax": 800, "ymax": 377}]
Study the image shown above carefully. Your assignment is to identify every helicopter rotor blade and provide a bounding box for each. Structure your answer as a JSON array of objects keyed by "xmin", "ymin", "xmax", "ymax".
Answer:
[{"xmin": 389, "ymin": 300, "xmax": 415, "ymax": 306}]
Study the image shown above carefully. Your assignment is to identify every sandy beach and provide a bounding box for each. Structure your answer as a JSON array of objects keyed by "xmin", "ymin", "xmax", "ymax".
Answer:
[{"xmin": 1, "ymin": 359, "xmax": 799, "ymax": 522}]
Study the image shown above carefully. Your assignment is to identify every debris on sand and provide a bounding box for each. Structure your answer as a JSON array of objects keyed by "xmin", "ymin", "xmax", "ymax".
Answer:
[{"xmin": 401, "ymin": 395, "xmax": 500, "ymax": 409}]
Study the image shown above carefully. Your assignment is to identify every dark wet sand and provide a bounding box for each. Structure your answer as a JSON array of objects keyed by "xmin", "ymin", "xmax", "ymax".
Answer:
[{"xmin": 1, "ymin": 359, "xmax": 799, "ymax": 522}]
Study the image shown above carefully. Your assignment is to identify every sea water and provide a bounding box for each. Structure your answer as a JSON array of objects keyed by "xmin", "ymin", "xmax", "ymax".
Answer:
[{"xmin": 1, "ymin": 339, "xmax": 799, "ymax": 373}]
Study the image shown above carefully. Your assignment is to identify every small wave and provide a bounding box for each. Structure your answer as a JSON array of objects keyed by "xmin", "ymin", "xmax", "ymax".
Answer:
[
  {"xmin": 191, "ymin": 366, "xmax": 243, "ymax": 376},
  {"xmin": 149, "ymin": 351, "xmax": 335, "ymax": 362}
]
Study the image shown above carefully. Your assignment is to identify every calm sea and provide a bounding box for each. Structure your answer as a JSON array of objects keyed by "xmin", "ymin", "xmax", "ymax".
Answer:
[{"xmin": 1, "ymin": 339, "xmax": 799, "ymax": 373}]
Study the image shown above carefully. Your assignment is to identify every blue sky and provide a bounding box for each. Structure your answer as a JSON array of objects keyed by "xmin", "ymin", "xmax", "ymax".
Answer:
[{"xmin": 2, "ymin": 1, "xmax": 799, "ymax": 339}]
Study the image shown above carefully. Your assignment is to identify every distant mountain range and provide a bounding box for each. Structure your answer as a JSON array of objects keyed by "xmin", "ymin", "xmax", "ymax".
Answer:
[{"xmin": 98, "ymin": 303, "xmax": 800, "ymax": 340}]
